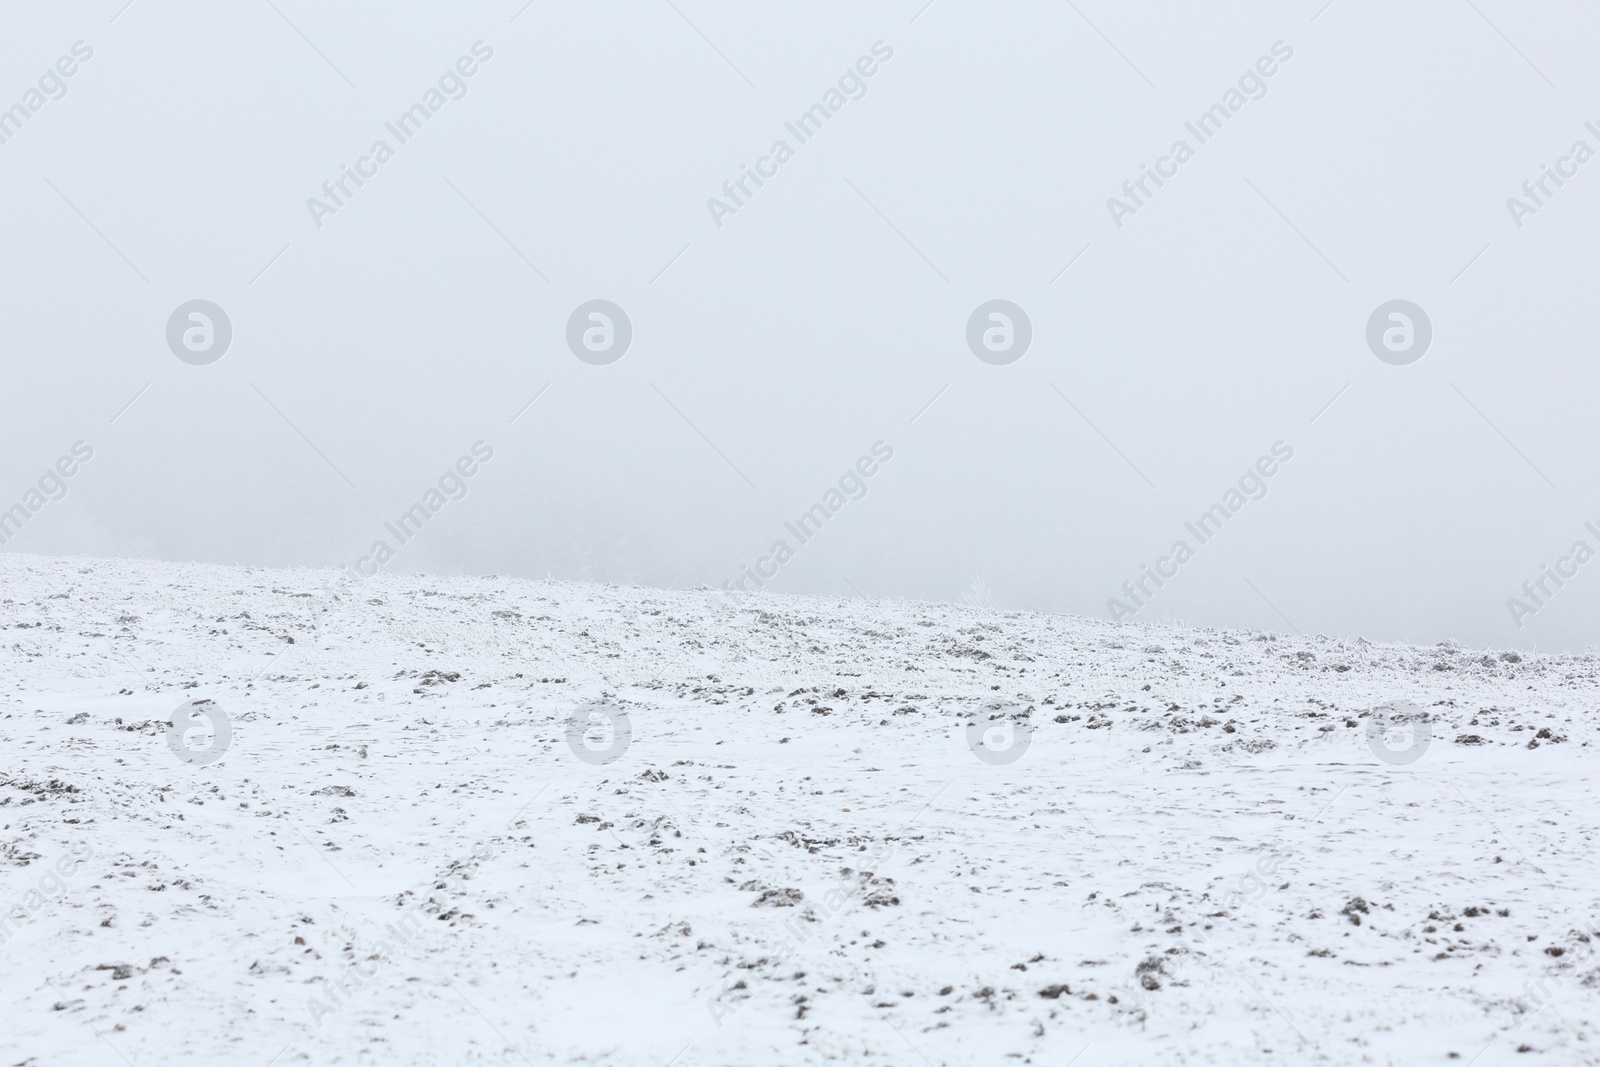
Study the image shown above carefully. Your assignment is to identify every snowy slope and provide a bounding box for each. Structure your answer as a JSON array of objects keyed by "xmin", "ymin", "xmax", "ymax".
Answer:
[{"xmin": 2, "ymin": 552, "xmax": 1598, "ymax": 1066}]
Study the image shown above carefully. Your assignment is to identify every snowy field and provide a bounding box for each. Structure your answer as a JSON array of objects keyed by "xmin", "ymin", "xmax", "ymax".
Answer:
[{"xmin": 2, "ymin": 552, "xmax": 1598, "ymax": 1066}]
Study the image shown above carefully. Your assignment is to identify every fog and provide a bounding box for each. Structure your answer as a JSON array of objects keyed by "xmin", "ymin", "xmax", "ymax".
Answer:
[{"xmin": 3, "ymin": 0, "xmax": 1597, "ymax": 651}]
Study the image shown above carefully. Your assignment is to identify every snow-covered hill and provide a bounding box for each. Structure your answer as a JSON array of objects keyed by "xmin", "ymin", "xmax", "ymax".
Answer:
[{"xmin": 2, "ymin": 552, "xmax": 1597, "ymax": 1066}]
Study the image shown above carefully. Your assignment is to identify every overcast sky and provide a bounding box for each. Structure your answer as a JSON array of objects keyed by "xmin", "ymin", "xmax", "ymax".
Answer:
[{"xmin": 3, "ymin": 0, "xmax": 1597, "ymax": 652}]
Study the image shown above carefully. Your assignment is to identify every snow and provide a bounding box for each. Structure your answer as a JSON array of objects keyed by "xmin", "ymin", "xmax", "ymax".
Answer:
[{"xmin": 1, "ymin": 551, "xmax": 1597, "ymax": 1066}]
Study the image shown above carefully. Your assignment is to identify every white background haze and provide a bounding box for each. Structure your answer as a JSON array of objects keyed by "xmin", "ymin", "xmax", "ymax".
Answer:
[{"xmin": 3, "ymin": 0, "xmax": 1599, "ymax": 650}]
